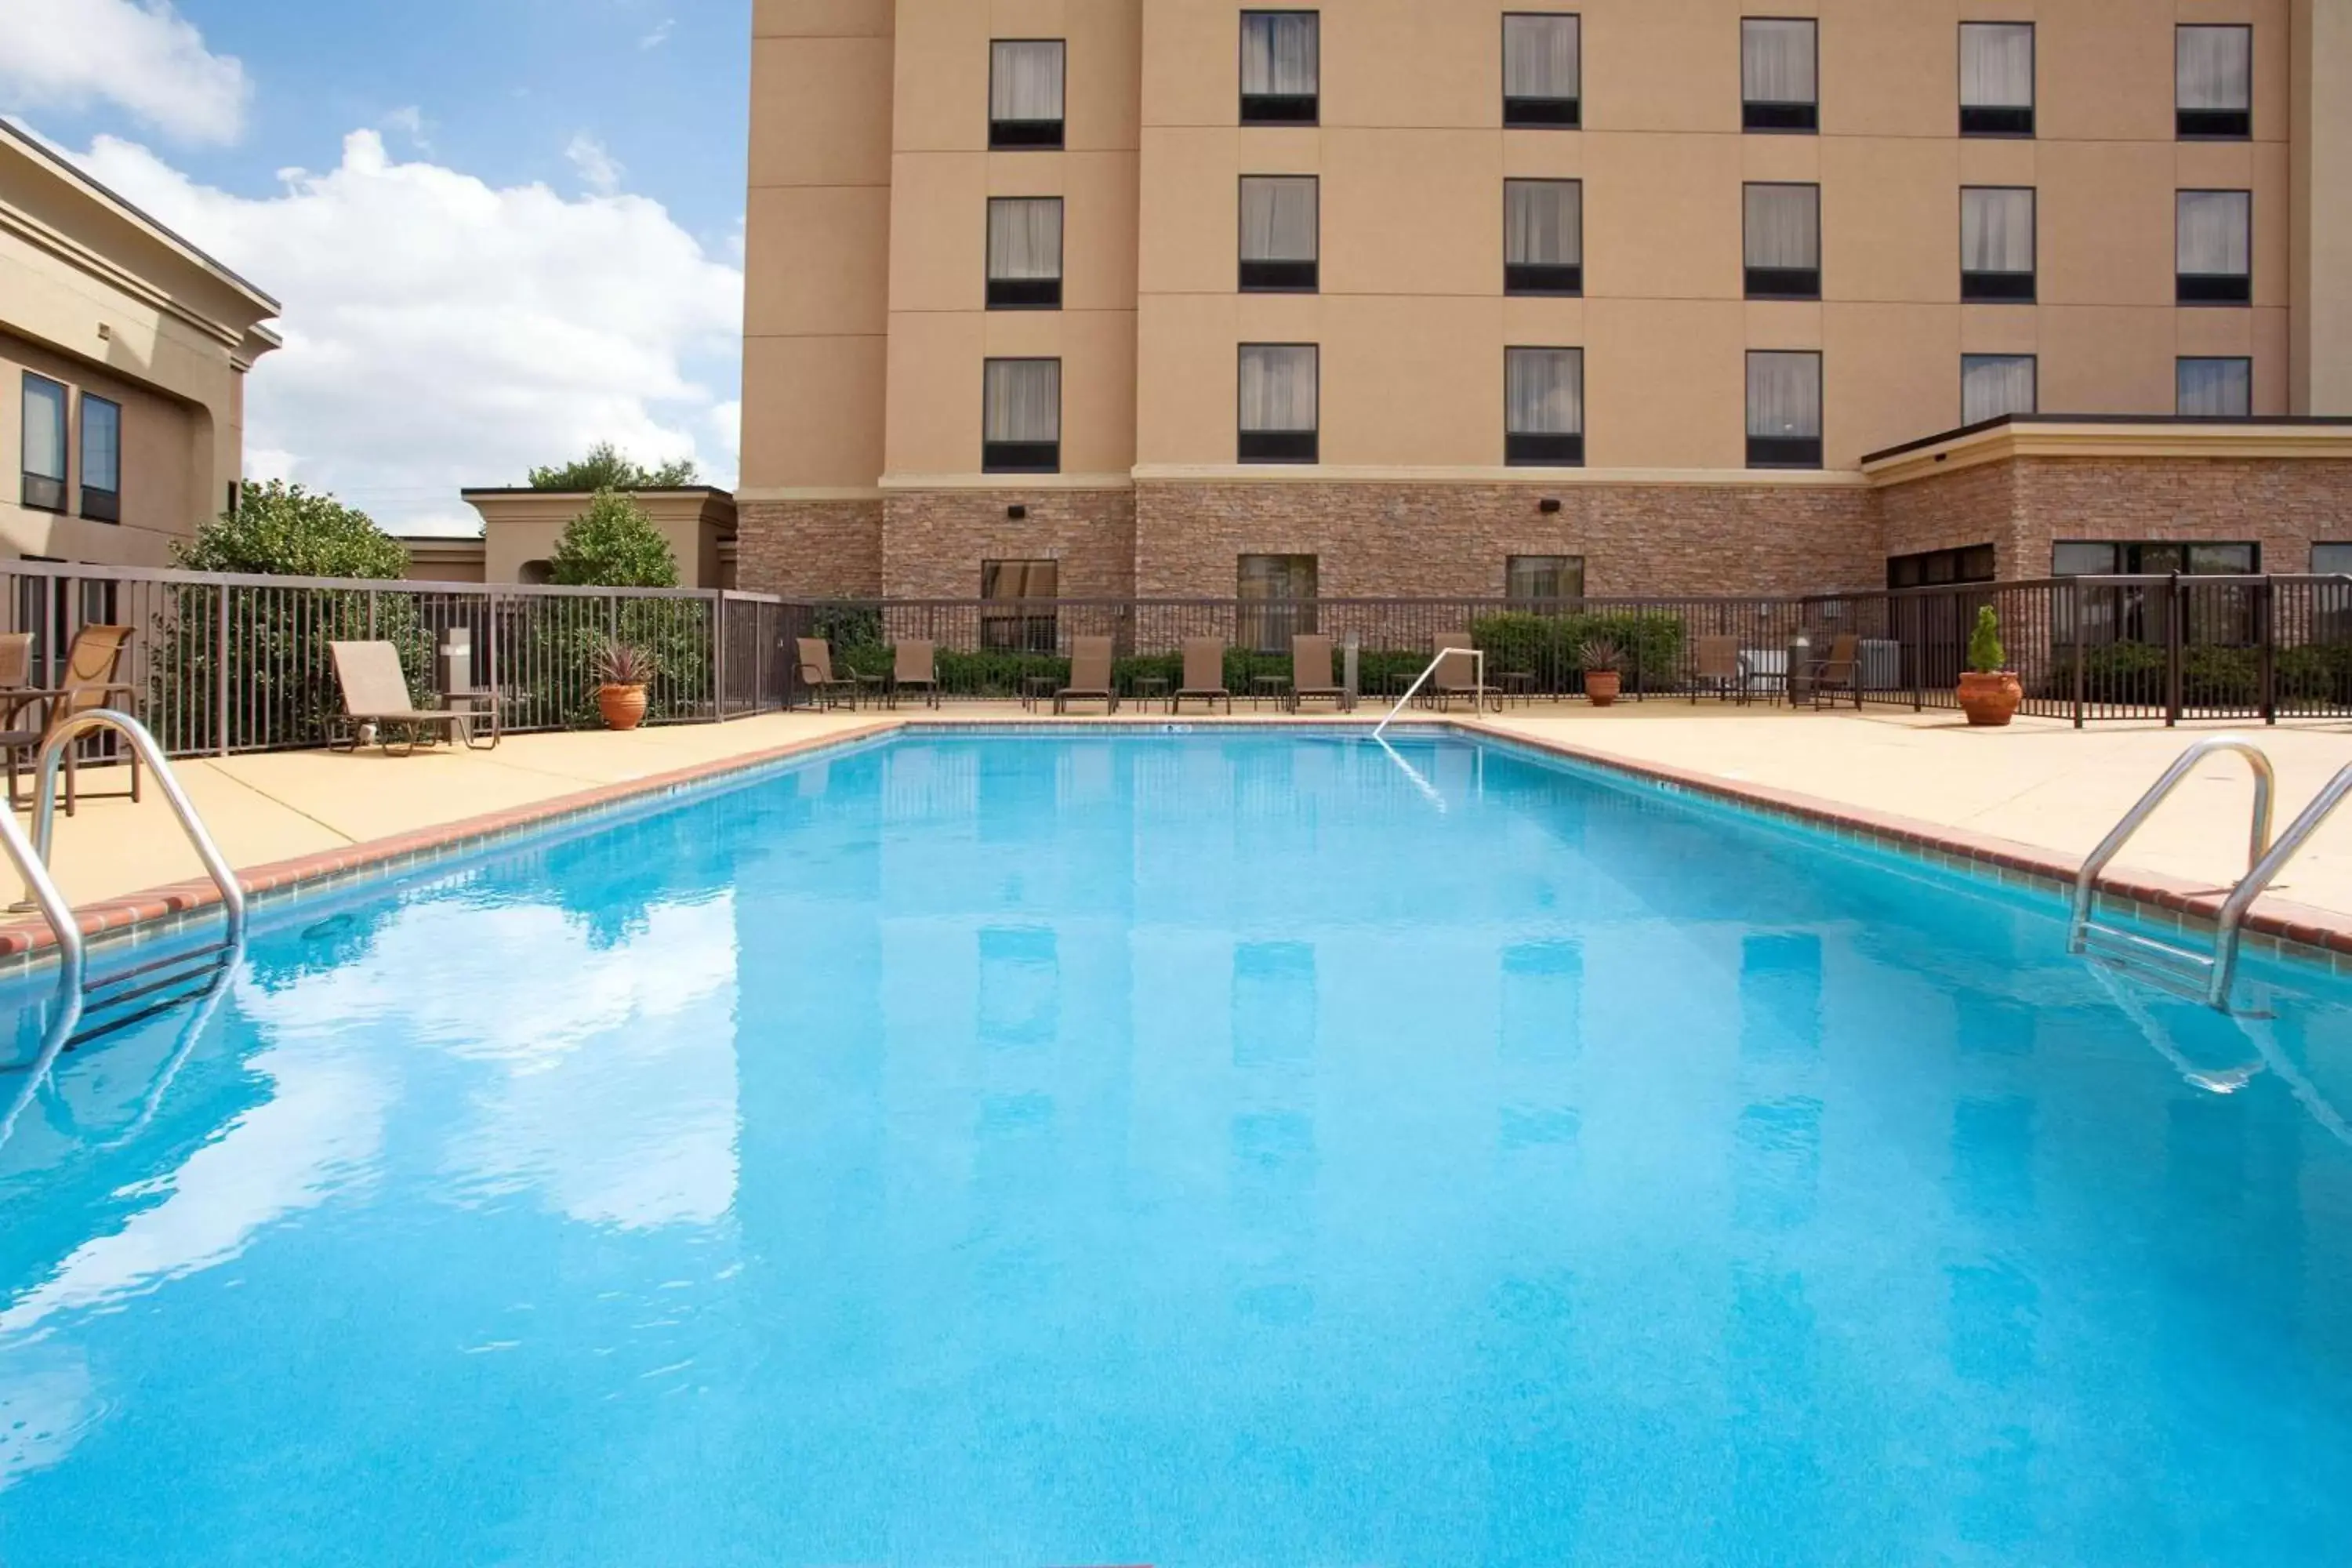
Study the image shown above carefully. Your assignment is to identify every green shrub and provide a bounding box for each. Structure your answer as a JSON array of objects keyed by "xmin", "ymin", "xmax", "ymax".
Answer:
[
  {"xmin": 1467, "ymin": 611, "xmax": 1686, "ymax": 692},
  {"xmin": 1967, "ymin": 605, "xmax": 2005, "ymax": 673},
  {"xmin": 548, "ymin": 489, "xmax": 679, "ymax": 588}
]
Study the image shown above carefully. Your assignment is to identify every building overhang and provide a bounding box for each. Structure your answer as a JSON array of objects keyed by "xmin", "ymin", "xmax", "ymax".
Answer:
[
  {"xmin": 459, "ymin": 486, "xmax": 739, "ymax": 535},
  {"xmin": 1863, "ymin": 415, "xmax": 2352, "ymax": 488}
]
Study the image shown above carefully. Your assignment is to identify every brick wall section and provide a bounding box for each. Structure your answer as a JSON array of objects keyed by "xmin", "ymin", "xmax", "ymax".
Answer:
[
  {"xmin": 1131, "ymin": 481, "xmax": 1882, "ymax": 598},
  {"xmin": 734, "ymin": 499, "xmax": 884, "ymax": 597},
  {"xmin": 880, "ymin": 488, "xmax": 1138, "ymax": 598},
  {"xmin": 1877, "ymin": 461, "xmax": 2022, "ymax": 575},
  {"xmin": 2008, "ymin": 457, "xmax": 2352, "ymax": 574}
]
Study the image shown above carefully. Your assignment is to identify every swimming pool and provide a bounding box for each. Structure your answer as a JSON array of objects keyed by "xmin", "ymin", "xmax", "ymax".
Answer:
[{"xmin": 4, "ymin": 728, "xmax": 2350, "ymax": 1565}]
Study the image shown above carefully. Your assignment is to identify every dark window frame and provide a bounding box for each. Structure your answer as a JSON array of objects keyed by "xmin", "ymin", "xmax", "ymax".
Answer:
[
  {"xmin": 1506, "ymin": 554, "xmax": 1587, "ymax": 604},
  {"xmin": 987, "ymin": 38, "xmax": 1067, "ymax": 150},
  {"xmin": 1503, "ymin": 345, "xmax": 1586, "ymax": 468},
  {"xmin": 19, "ymin": 372, "xmax": 67, "ymax": 515},
  {"xmin": 1237, "ymin": 173, "xmax": 1319, "ymax": 293},
  {"xmin": 78, "ymin": 391, "xmax": 121, "ymax": 524},
  {"xmin": 1957, "ymin": 20, "xmax": 2035, "ymax": 138},
  {"xmin": 1960, "ymin": 184, "xmax": 2038, "ymax": 303},
  {"xmin": 1959, "ymin": 354, "xmax": 2038, "ymax": 427},
  {"xmin": 1240, "ymin": 10, "xmax": 1320, "ymax": 125},
  {"xmin": 1740, "ymin": 16, "xmax": 1820, "ymax": 133},
  {"xmin": 2176, "ymin": 355, "xmax": 2255, "ymax": 417},
  {"xmin": 979, "ymin": 558, "xmax": 1062, "ymax": 652},
  {"xmin": 984, "ymin": 195, "xmax": 1065, "ymax": 310},
  {"xmin": 2176, "ymin": 24, "xmax": 2253, "ymax": 140},
  {"xmin": 1236, "ymin": 341, "xmax": 1319, "ymax": 465},
  {"xmin": 2176, "ymin": 187, "xmax": 2253, "ymax": 306},
  {"xmin": 980, "ymin": 356, "xmax": 1062, "ymax": 474},
  {"xmin": 1887, "ymin": 543, "xmax": 1998, "ymax": 590},
  {"xmin": 1501, "ymin": 12, "xmax": 1582, "ymax": 129},
  {"xmin": 1742, "ymin": 180, "xmax": 1821, "ymax": 300},
  {"xmin": 1744, "ymin": 348, "xmax": 1824, "ymax": 470},
  {"xmin": 1502, "ymin": 177, "xmax": 1582, "ymax": 296}
]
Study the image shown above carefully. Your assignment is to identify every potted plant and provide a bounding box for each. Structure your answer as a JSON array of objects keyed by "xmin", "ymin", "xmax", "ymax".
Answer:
[
  {"xmin": 1957, "ymin": 605, "xmax": 2023, "ymax": 727},
  {"xmin": 1579, "ymin": 637, "xmax": 1624, "ymax": 708},
  {"xmin": 591, "ymin": 638, "xmax": 658, "ymax": 731}
]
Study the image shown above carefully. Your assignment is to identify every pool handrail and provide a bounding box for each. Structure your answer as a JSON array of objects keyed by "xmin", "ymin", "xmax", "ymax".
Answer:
[
  {"xmin": 2209, "ymin": 760, "xmax": 2352, "ymax": 1005},
  {"xmin": 1373, "ymin": 648, "xmax": 1486, "ymax": 739},
  {"xmin": 2070, "ymin": 735, "xmax": 2274, "ymax": 952}
]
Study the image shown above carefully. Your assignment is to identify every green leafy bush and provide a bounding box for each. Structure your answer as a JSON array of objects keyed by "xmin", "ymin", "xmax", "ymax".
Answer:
[
  {"xmin": 1966, "ymin": 605, "xmax": 2006, "ymax": 673},
  {"xmin": 548, "ymin": 489, "xmax": 680, "ymax": 588},
  {"xmin": 528, "ymin": 441, "xmax": 699, "ymax": 492},
  {"xmin": 174, "ymin": 480, "xmax": 408, "ymax": 579},
  {"xmin": 1468, "ymin": 612, "xmax": 1686, "ymax": 692}
]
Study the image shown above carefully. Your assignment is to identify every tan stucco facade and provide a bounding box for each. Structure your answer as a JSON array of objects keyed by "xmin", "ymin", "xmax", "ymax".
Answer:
[
  {"xmin": 0, "ymin": 122, "xmax": 278, "ymax": 567},
  {"xmin": 739, "ymin": 1, "xmax": 2352, "ymax": 599},
  {"xmin": 459, "ymin": 488, "xmax": 740, "ymax": 590}
]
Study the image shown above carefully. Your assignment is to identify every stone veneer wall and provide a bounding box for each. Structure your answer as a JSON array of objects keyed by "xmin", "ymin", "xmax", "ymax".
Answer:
[
  {"xmin": 733, "ymin": 499, "xmax": 884, "ymax": 597},
  {"xmin": 880, "ymin": 488, "xmax": 1137, "ymax": 599},
  {"xmin": 1876, "ymin": 461, "xmax": 2023, "ymax": 575},
  {"xmin": 1129, "ymin": 481, "xmax": 1882, "ymax": 598}
]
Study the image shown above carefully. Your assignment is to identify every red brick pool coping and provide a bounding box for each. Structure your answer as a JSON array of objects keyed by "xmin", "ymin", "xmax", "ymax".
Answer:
[{"xmin": 2, "ymin": 713, "xmax": 2347, "ymax": 978}]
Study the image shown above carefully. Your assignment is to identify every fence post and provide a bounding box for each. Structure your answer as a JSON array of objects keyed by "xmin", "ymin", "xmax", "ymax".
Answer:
[
  {"xmin": 2165, "ymin": 573, "xmax": 2183, "ymax": 727},
  {"xmin": 2259, "ymin": 576, "xmax": 2277, "ymax": 725},
  {"xmin": 216, "ymin": 581, "xmax": 232, "ymax": 756},
  {"xmin": 711, "ymin": 591, "xmax": 727, "ymax": 722},
  {"xmin": 2071, "ymin": 579, "xmax": 2085, "ymax": 729}
]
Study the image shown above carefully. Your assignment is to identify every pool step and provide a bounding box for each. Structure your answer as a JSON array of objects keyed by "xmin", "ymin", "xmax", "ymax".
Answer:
[
  {"xmin": 2078, "ymin": 921, "xmax": 2218, "ymax": 1004},
  {"xmin": 68, "ymin": 942, "xmax": 238, "ymax": 1051}
]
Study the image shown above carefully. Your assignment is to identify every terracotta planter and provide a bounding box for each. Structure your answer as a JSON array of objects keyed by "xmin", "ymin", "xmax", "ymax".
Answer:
[
  {"xmin": 597, "ymin": 684, "xmax": 649, "ymax": 731},
  {"xmin": 1584, "ymin": 670, "xmax": 1623, "ymax": 708},
  {"xmin": 1957, "ymin": 670, "xmax": 2023, "ymax": 728}
]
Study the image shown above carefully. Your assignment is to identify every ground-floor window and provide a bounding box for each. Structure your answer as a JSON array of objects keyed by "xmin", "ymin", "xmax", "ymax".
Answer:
[
  {"xmin": 2053, "ymin": 541, "xmax": 2258, "ymax": 576},
  {"xmin": 1237, "ymin": 554, "xmax": 1317, "ymax": 652},
  {"xmin": 1505, "ymin": 554, "xmax": 1584, "ymax": 605},
  {"xmin": 1886, "ymin": 544, "xmax": 1996, "ymax": 590},
  {"xmin": 2053, "ymin": 540, "xmax": 2259, "ymax": 646},
  {"xmin": 980, "ymin": 558, "xmax": 1059, "ymax": 652}
]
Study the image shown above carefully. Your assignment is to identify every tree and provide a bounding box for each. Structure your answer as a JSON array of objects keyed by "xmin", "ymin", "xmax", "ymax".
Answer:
[
  {"xmin": 172, "ymin": 480, "xmax": 408, "ymax": 579},
  {"xmin": 1967, "ymin": 604, "xmax": 2007, "ymax": 673},
  {"xmin": 547, "ymin": 488, "xmax": 681, "ymax": 587},
  {"xmin": 528, "ymin": 441, "xmax": 699, "ymax": 492}
]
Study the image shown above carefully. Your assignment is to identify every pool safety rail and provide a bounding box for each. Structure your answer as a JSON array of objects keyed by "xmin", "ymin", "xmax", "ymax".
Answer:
[
  {"xmin": 1373, "ymin": 647, "xmax": 1490, "ymax": 739},
  {"xmin": 2070, "ymin": 736, "xmax": 2352, "ymax": 1011}
]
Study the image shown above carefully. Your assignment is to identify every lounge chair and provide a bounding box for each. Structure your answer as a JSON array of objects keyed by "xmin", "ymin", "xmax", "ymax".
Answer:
[
  {"xmin": 1803, "ymin": 633, "xmax": 1863, "ymax": 710},
  {"xmin": 1290, "ymin": 633, "xmax": 1348, "ymax": 712},
  {"xmin": 1429, "ymin": 631, "xmax": 1493, "ymax": 713},
  {"xmin": 328, "ymin": 641, "xmax": 468, "ymax": 757},
  {"xmin": 1054, "ymin": 635, "xmax": 1118, "ymax": 713},
  {"xmin": 1692, "ymin": 635, "xmax": 1759, "ymax": 705},
  {"xmin": 1173, "ymin": 636, "xmax": 1231, "ymax": 713},
  {"xmin": 0, "ymin": 632, "xmax": 31, "ymax": 694},
  {"xmin": 795, "ymin": 637, "xmax": 858, "ymax": 710},
  {"xmin": 0, "ymin": 623, "xmax": 140, "ymax": 813},
  {"xmin": 890, "ymin": 639, "xmax": 939, "ymax": 710}
]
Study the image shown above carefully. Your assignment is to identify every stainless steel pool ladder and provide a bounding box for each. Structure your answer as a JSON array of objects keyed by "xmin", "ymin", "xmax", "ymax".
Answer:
[
  {"xmin": 1372, "ymin": 648, "xmax": 1487, "ymax": 739},
  {"xmin": 2069, "ymin": 735, "xmax": 2352, "ymax": 1011}
]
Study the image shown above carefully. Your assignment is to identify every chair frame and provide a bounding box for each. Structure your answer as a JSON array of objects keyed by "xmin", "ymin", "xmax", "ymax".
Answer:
[
  {"xmin": 1054, "ymin": 636, "xmax": 1119, "ymax": 714},
  {"xmin": 795, "ymin": 638, "xmax": 859, "ymax": 710},
  {"xmin": 1172, "ymin": 637, "xmax": 1232, "ymax": 714},
  {"xmin": 2, "ymin": 625, "xmax": 143, "ymax": 814}
]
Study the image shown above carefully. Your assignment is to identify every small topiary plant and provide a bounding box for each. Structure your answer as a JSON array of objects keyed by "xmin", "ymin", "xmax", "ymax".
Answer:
[{"xmin": 1966, "ymin": 604, "xmax": 2007, "ymax": 673}]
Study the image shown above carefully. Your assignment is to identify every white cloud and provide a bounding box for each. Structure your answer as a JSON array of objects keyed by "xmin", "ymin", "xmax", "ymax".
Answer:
[
  {"xmin": 639, "ymin": 18, "xmax": 676, "ymax": 49},
  {"xmin": 0, "ymin": 0, "xmax": 249, "ymax": 144},
  {"xmin": 564, "ymin": 130, "xmax": 622, "ymax": 196},
  {"xmin": 379, "ymin": 103, "xmax": 430, "ymax": 153},
  {"xmin": 70, "ymin": 129, "xmax": 743, "ymax": 535}
]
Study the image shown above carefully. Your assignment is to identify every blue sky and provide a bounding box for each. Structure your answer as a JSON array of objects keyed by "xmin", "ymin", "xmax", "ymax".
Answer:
[{"xmin": 0, "ymin": 0, "xmax": 753, "ymax": 532}]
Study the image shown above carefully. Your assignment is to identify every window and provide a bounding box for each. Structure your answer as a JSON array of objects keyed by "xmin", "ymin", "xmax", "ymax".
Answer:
[
  {"xmin": 1504, "ymin": 179, "xmax": 1581, "ymax": 295},
  {"xmin": 2054, "ymin": 541, "xmax": 2259, "ymax": 575},
  {"xmin": 1241, "ymin": 12, "xmax": 1318, "ymax": 124},
  {"xmin": 2177, "ymin": 191, "xmax": 2252, "ymax": 304},
  {"xmin": 982, "ymin": 358, "xmax": 1060, "ymax": 473},
  {"xmin": 1746, "ymin": 350, "xmax": 1821, "ymax": 469},
  {"xmin": 1743, "ymin": 183, "xmax": 1820, "ymax": 299},
  {"xmin": 986, "ymin": 198, "xmax": 1062, "ymax": 309},
  {"xmin": 2313, "ymin": 543, "xmax": 2352, "ymax": 575},
  {"xmin": 79, "ymin": 394, "xmax": 120, "ymax": 523},
  {"xmin": 2179, "ymin": 357, "xmax": 2252, "ymax": 417},
  {"xmin": 1961, "ymin": 187, "xmax": 2035, "ymax": 302},
  {"xmin": 1238, "ymin": 554, "xmax": 1319, "ymax": 652},
  {"xmin": 2177, "ymin": 25, "xmax": 2252, "ymax": 139},
  {"xmin": 1238, "ymin": 344, "xmax": 1318, "ymax": 463},
  {"xmin": 1741, "ymin": 18, "xmax": 1817, "ymax": 132},
  {"xmin": 989, "ymin": 41, "xmax": 1065, "ymax": 149},
  {"xmin": 1959, "ymin": 23, "xmax": 2034, "ymax": 136},
  {"xmin": 20, "ymin": 373, "xmax": 67, "ymax": 513},
  {"xmin": 1504, "ymin": 348, "xmax": 1584, "ymax": 466},
  {"xmin": 1888, "ymin": 544, "xmax": 1998, "ymax": 590},
  {"xmin": 1503, "ymin": 13, "xmax": 1581, "ymax": 127},
  {"xmin": 1507, "ymin": 555, "xmax": 1585, "ymax": 604},
  {"xmin": 1961, "ymin": 354, "xmax": 2036, "ymax": 426},
  {"xmin": 980, "ymin": 560, "xmax": 1059, "ymax": 652},
  {"xmin": 1240, "ymin": 176, "xmax": 1318, "ymax": 292}
]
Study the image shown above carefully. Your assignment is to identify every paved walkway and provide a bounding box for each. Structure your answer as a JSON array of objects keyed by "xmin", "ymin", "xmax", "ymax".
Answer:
[{"xmin": 10, "ymin": 702, "xmax": 2352, "ymax": 929}]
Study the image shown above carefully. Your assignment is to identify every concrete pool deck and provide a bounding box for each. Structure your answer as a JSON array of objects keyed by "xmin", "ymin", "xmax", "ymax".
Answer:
[{"xmin": 5, "ymin": 701, "xmax": 2350, "ymax": 966}]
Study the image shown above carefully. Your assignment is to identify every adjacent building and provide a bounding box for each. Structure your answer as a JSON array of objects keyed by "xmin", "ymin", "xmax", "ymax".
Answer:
[
  {"xmin": 737, "ymin": 1, "xmax": 2352, "ymax": 605},
  {"xmin": 2, "ymin": 120, "xmax": 278, "ymax": 568}
]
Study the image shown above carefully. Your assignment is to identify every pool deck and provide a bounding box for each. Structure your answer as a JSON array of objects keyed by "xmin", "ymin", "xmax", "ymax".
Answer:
[{"xmin": 5, "ymin": 700, "xmax": 2350, "ymax": 967}]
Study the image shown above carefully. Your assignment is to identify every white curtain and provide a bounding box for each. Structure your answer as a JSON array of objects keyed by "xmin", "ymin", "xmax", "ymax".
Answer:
[
  {"xmin": 1962, "ymin": 187, "xmax": 2035, "ymax": 273},
  {"xmin": 1960, "ymin": 22, "xmax": 2034, "ymax": 108},
  {"xmin": 2178, "ymin": 190, "xmax": 2252, "ymax": 274},
  {"xmin": 2178, "ymin": 358, "xmax": 2252, "ymax": 416},
  {"xmin": 1962, "ymin": 355, "xmax": 2036, "ymax": 425},
  {"xmin": 1240, "ymin": 344, "xmax": 1317, "ymax": 431},
  {"xmin": 80, "ymin": 395, "xmax": 120, "ymax": 490},
  {"xmin": 1503, "ymin": 14, "xmax": 1579, "ymax": 99},
  {"xmin": 990, "ymin": 40, "xmax": 1065, "ymax": 122},
  {"xmin": 1240, "ymin": 176, "xmax": 1318, "ymax": 260},
  {"xmin": 1741, "ymin": 18, "xmax": 1816, "ymax": 103},
  {"xmin": 1506, "ymin": 348, "xmax": 1583, "ymax": 435},
  {"xmin": 2177, "ymin": 25, "xmax": 2251, "ymax": 110},
  {"xmin": 1747, "ymin": 352, "xmax": 1820, "ymax": 437},
  {"xmin": 1504, "ymin": 180, "xmax": 1581, "ymax": 265},
  {"xmin": 985, "ymin": 358, "xmax": 1060, "ymax": 441},
  {"xmin": 1744, "ymin": 183, "xmax": 1819, "ymax": 268},
  {"xmin": 986, "ymin": 198, "xmax": 1062, "ymax": 280},
  {"xmin": 20, "ymin": 376, "xmax": 64, "ymax": 480},
  {"xmin": 1242, "ymin": 13, "xmax": 1319, "ymax": 96}
]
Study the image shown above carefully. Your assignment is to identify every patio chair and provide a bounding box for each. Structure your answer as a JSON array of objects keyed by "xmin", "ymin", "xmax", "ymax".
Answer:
[
  {"xmin": 1290, "ymin": 633, "xmax": 1348, "ymax": 712},
  {"xmin": 0, "ymin": 623, "xmax": 140, "ymax": 814},
  {"xmin": 891, "ymin": 639, "xmax": 940, "ymax": 710},
  {"xmin": 1173, "ymin": 636, "xmax": 1231, "ymax": 713},
  {"xmin": 1692, "ymin": 635, "xmax": 1758, "ymax": 706},
  {"xmin": 328, "ymin": 641, "xmax": 467, "ymax": 757},
  {"xmin": 0, "ymin": 633, "xmax": 31, "ymax": 692},
  {"xmin": 1054, "ymin": 635, "xmax": 1118, "ymax": 713},
  {"xmin": 1429, "ymin": 631, "xmax": 1494, "ymax": 713},
  {"xmin": 795, "ymin": 637, "xmax": 858, "ymax": 710},
  {"xmin": 1804, "ymin": 633, "xmax": 1863, "ymax": 710}
]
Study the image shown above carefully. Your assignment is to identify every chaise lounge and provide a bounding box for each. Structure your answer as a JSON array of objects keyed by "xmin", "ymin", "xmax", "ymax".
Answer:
[
  {"xmin": 328, "ymin": 641, "xmax": 469, "ymax": 756},
  {"xmin": 1054, "ymin": 635, "xmax": 1118, "ymax": 713},
  {"xmin": 1173, "ymin": 636, "xmax": 1232, "ymax": 713}
]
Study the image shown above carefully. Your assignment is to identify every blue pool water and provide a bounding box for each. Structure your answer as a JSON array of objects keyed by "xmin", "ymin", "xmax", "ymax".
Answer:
[{"xmin": 3, "ymin": 730, "xmax": 2352, "ymax": 1566}]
